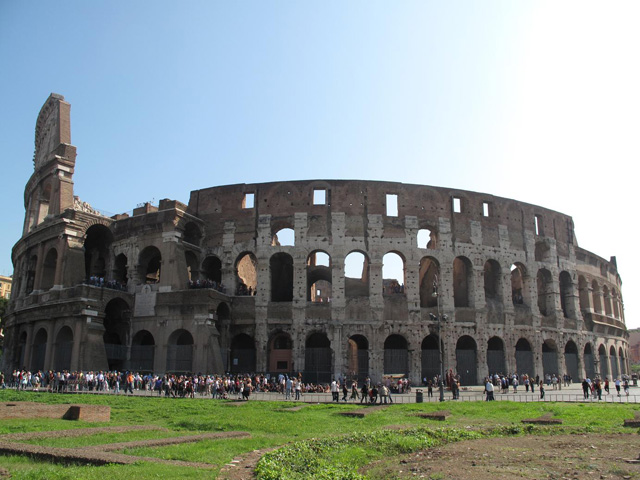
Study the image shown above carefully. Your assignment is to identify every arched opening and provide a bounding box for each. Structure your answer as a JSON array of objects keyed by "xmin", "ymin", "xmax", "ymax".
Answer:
[
  {"xmin": 542, "ymin": 339, "xmax": 558, "ymax": 377},
  {"xmin": 483, "ymin": 260, "xmax": 502, "ymax": 302},
  {"xmin": 564, "ymin": 341, "xmax": 579, "ymax": 381},
  {"xmin": 487, "ymin": 337, "xmax": 505, "ymax": 375},
  {"xmin": 31, "ymin": 328, "xmax": 47, "ymax": 372},
  {"xmin": 183, "ymin": 222, "xmax": 202, "ymax": 246},
  {"xmin": 515, "ymin": 338, "xmax": 534, "ymax": 377},
  {"xmin": 559, "ymin": 271, "xmax": 574, "ymax": 319},
  {"xmin": 610, "ymin": 345, "xmax": 619, "ymax": 380},
  {"xmin": 304, "ymin": 332, "xmax": 332, "ymax": 384},
  {"xmin": 26, "ymin": 255, "xmax": 37, "ymax": 294},
  {"xmin": 603, "ymin": 285, "xmax": 612, "ymax": 317},
  {"xmin": 166, "ymin": 329, "xmax": 194, "ymax": 373},
  {"xmin": 235, "ymin": 252, "xmax": 257, "ymax": 295},
  {"xmin": 578, "ymin": 276, "xmax": 589, "ymax": 313},
  {"xmin": 268, "ymin": 332, "xmax": 293, "ymax": 373},
  {"xmin": 54, "ymin": 326, "xmax": 73, "ymax": 372},
  {"xmin": 592, "ymin": 281, "xmax": 602, "ymax": 314},
  {"xmin": 419, "ymin": 257, "xmax": 439, "ymax": 308},
  {"xmin": 103, "ymin": 298, "xmax": 131, "ymax": 371},
  {"xmin": 345, "ymin": 251, "xmax": 369, "ymax": 297},
  {"xmin": 272, "ymin": 228, "xmax": 295, "ymax": 246},
  {"xmin": 229, "ymin": 333, "xmax": 256, "ymax": 374},
  {"xmin": 612, "ymin": 289, "xmax": 620, "ymax": 319},
  {"xmin": 347, "ymin": 335, "xmax": 369, "ymax": 384},
  {"xmin": 384, "ymin": 334, "xmax": 408, "ymax": 377},
  {"xmin": 131, "ymin": 330, "xmax": 155, "ymax": 372},
  {"xmin": 537, "ymin": 269, "xmax": 554, "ymax": 316},
  {"xmin": 421, "ymin": 335, "xmax": 441, "ymax": 383},
  {"xmin": 382, "ymin": 252, "xmax": 405, "ymax": 295},
  {"xmin": 510, "ymin": 263, "xmax": 527, "ymax": 306},
  {"xmin": 598, "ymin": 344, "xmax": 609, "ymax": 378},
  {"xmin": 453, "ymin": 256, "xmax": 472, "ymax": 307},
  {"xmin": 270, "ymin": 252, "xmax": 293, "ymax": 302},
  {"xmin": 456, "ymin": 336, "xmax": 477, "ymax": 385},
  {"xmin": 417, "ymin": 228, "xmax": 437, "ymax": 249},
  {"xmin": 619, "ymin": 347, "xmax": 626, "ymax": 376},
  {"xmin": 84, "ymin": 224, "xmax": 113, "ymax": 281},
  {"xmin": 307, "ymin": 251, "xmax": 332, "ymax": 302},
  {"xmin": 583, "ymin": 343, "xmax": 595, "ymax": 379},
  {"xmin": 114, "ymin": 253, "xmax": 128, "ymax": 285},
  {"xmin": 41, "ymin": 248, "xmax": 57, "ymax": 290},
  {"xmin": 138, "ymin": 246, "xmax": 161, "ymax": 284},
  {"xmin": 202, "ymin": 256, "xmax": 222, "ymax": 284},
  {"xmin": 185, "ymin": 251, "xmax": 199, "ymax": 283}
]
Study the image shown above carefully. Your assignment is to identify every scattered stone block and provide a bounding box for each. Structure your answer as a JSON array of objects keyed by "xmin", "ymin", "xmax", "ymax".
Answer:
[
  {"xmin": 521, "ymin": 413, "xmax": 562, "ymax": 425},
  {"xmin": 414, "ymin": 410, "xmax": 451, "ymax": 421},
  {"xmin": 623, "ymin": 411, "xmax": 640, "ymax": 428}
]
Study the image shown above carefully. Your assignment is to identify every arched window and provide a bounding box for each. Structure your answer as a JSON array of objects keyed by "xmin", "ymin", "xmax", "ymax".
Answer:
[
  {"xmin": 417, "ymin": 228, "xmax": 437, "ymax": 249},
  {"xmin": 453, "ymin": 257, "xmax": 472, "ymax": 307},
  {"xmin": 185, "ymin": 251, "xmax": 199, "ymax": 283},
  {"xmin": 591, "ymin": 281, "xmax": 602, "ymax": 314},
  {"xmin": 559, "ymin": 271, "xmax": 574, "ymax": 319},
  {"xmin": 84, "ymin": 224, "xmax": 113, "ymax": 281},
  {"xmin": 578, "ymin": 276, "xmax": 589, "ymax": 313},
  {"xmin": 236, "ymin": 252, "xmax": 257, "ymax": 295},
  {"xmin": 183, "ymin": 222, "xmax": 202, "ymax": 246},
  {"xmin": 270, "ymin": 253, "xmax": 293, "ymax": 302},
  {"xmin": 382, "ymin": 252, "xmax": 405, "ymax": 295},
  {"xmin": 602, "ymin": 285, "xmax": 612, "ymax": 317},
  {"xmin": 114, "ymin": 254, "xmax": 128, "ymax": 285},
  {"xmin": 419, "ymin": 257, "xmax": 439, "ymax": 308},
  {"xmin": 483, "ymin": 260, "xmax": 502, "ymax": 302},
  {"xmin": 202, "ymin": 256, "xmax": 222, "ymax": 283},
  {"xmin": 307, "ymin": 251, "xmax": 331, "ymax": 302},
  {"xmin": 138, "ymin": 246, "xmax": 162, "ymax": 284},
  {"xmin": 272, "ymin": 228, "xmax": 295, "ymax": 246},
  {"xmin": 41, "ymin": 248, "xmax": 58, "ymax": 290},
  {"xmin": 536, "ymin": 269, "xmax": 553, "ymax": 316},
  {"xmin": 345, "ymin": 251, "xmax": 369, "ymax": 297},
  {"xmin": 510, "ymin": 263, "xmax": 528, "ymax": 306}
]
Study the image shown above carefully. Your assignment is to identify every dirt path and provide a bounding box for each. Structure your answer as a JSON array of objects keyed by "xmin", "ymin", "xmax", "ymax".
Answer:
[{"xmin": 363, "ymin": 433, "xmax": 640, "ymax": 479}]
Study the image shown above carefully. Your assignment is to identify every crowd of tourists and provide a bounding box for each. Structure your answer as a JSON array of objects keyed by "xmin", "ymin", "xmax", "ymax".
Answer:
[
  {"xmin": 85, "ymin": 276, "xmax": 128, "ymax": 291},
  {"xmin": 187, "ymin": 279, "xmax": 228, "ymax": 293}
]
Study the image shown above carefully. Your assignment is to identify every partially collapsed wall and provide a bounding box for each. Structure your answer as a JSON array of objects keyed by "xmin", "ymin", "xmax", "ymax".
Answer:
[{"xmin": 1, "ymin": 94, "xmax": 629, "ymax": 385}]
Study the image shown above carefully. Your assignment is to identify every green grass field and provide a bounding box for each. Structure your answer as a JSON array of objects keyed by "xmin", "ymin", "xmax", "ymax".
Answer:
[{"xmin": 0, "ymin": 390, "xmax": 638, "ymax": 479}]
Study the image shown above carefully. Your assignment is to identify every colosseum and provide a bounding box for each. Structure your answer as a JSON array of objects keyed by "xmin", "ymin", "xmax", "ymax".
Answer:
[{"xmin": 1, "ymin": 93, "xmax": 630, "ymax": 385}]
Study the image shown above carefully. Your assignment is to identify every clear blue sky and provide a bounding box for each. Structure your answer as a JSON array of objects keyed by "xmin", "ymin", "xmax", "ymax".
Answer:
[{"xmin": 1, "ymin": 2, "xmax": 638, "ymax": 327}]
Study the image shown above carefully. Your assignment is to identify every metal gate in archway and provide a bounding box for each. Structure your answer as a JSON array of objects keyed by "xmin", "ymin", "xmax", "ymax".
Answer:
[
  {"xmin": 584, "ymin": 352, "xmax": 595, "ymax": 379},
  {"xmin": 542, "ymin": 351, "xmax": 558, "ymax": 377},
  {"xmin": 611, "ymin": 356, "xmax": 619, "ymax": 380},
  {"xmin": 564, "ymin": 352, "xmax": 579, "ymax": 381},
  {"xmin": 384, "ymin": 349, "xmax": 408, "ymax": 377},
  {"xmin": 304, "ymin": 347, "xmax": 332, "ymax": 384},
  {"xmin": 516, "ymin": 351, "xmax": 534, "ymax": 377},
  {"xmin": 421, "ymin": 349, "xmax": 440, "ymax": 382},
  {"xmin": 456, "ymin": 349, "xmax": 477, "ymax": 385},
  {"xmin": 487, "ymin": 349, "xmax": 505, "ymax": 376}
]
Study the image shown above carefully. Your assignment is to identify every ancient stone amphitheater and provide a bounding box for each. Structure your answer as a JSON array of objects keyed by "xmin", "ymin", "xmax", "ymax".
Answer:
[{"xmin": 1, "ymin": 94, "xmax": 629, "ymax": 385}]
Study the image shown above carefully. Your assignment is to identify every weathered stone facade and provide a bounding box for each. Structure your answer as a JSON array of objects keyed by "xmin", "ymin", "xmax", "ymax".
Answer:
[{"xmin": 1, "ymin": 94, "xmax": 630, "ymax": 385}]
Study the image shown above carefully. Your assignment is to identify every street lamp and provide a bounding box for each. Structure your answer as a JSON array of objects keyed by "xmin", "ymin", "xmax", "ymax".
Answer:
[{"xmin": 429, "ymin": 275, "xmax": 448, "ymax": 402}]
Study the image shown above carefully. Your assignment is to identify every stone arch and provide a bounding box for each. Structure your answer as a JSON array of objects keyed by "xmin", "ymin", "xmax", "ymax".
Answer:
[
  {"xmin": 487, "ymin": 336, "xmax": 505, "ymax": 375},
  {"xmin": 612, "ymin": 288, "xmax": 620, "ymax": 319},
  {"xmin": 453, "ymin": 256, "xmax": 472, "ymax": 308},
  {"xmin": 345, "ymin": 251, "xmax": 369, "ymax": 297},
  {"xmin": 536, "ymin": 268, "xmax": 554, "ymax": 316},
  {"xmin": 382, "ymin": 251, "xmax": 405, "ymax": 295},
  {"xmin": 483, "ymin": 259, "xmax": 502, "ymax": 302},
  {"xmin": 542, "ymin": 339, "xmax": 559, "ymax": 377},
  {"xmin": 456, "ymin": 335, "xmax": 477, "ymax": 385},
  {"xmin": 598, "ymin": 344, "xmax": 609, "ymax": 378},
  {"xmin": 307, "ymin": 250, "xmax": 332, "ymax": 302},
  {"xmin": 602, "ymin": 285, "xmax": 612, "ymax": 317},
  {"xmin": 510, "ymin": 263, "xmax": 529, "ymax": 306},
  {"xmin": 564, "ymin": 340, "xmax": 579, "ymax": 380},
  {"xmin": 384, "ymin": 334, "xmax": 408, "ymax": 377},
  {"xmin": 138, "ymin": 246, "xmax": 161, "ymax": 284},
  {"xmin": 578, "ymin": 275, "xmax": 589, "ymax": 312},
  {"xmin": 419, "ymin": 256, "xmax": 439, "ymax": 308},
  {"xmin": 26, "ymin": 254, "xmax": 37, "ymax": 294},
  {"xmin": 201, "ymin": 254, "xmax": 221, "ymax": 284},
  {"xmin": 421, "ymin": 335, "xmax": 441, "ymax": 383},
  {"xmin": 591, "ymin": 280, "xmax": 602, "ymax": 314},
  {"xmin": 559, "ymin": 271, "xmax": 575, "ymax": 319},
  {"xmin": 131, "ymin": 330, "xmax": 155, "ymax": 372},
  {"xmin": 166, "ymin": 329, "xmax": 194, "ymax": 373},
  {"xmin": 185, "ymin": 251, "xmax": 199, "ymax": 283},
  {"xmin": 347, "ymin": 335, "xmax": 369, "ymax": 384},
  {"xmin": 53, "ymin": 326, "xmax": 73, "ymax": 372},
  {"xmin": 114, "ymin": 253, "xmax": 128, "ymax": 285},
  {"xmin": 305, "ymin": 332, "xmax": 332, "ymax": 384},
  {"xmin": 31, "ymin": 328, "xmax": 48, "ymax": 372},
  {"xmin": 270, "ymin": 252, "xmax": 293, "ymax": 302},
  {"xmin": 583, "ymin": 343, "xmax": 595, "ymax": 379},
  {"xmin": 417, "ymin": 227, "xmax": 437, "ymax": 249},
  {"xmin": 41, "ymin": 247, "xmax": 58, "ymax": 290},
  {"xmin": 103, "ymin": 297, "xmax": 131, "ymax": 371},
  {"xmin": 515, "ymin": 338, "xmax": 534, "ymax": 377},
  {"xmin": 618, "ymin": 346, "xmax": 626, "ymax": 375},
  {"xmin": 84, "ymin": 224, "xmax": 113, "ymax": 281},
  {"xmin": 16, "ymin": 331, "xmax": 28, "ymax": 369},
  {"xmin": 229, "ymin": 333, "xmax": 256, "ymax": 374},
  {"xmin": 268, "ymin": 331, "xmax": 293, "ymax": 373},
  {"xmin": 183, "ymin": 222, "xmax": 202, "ymax": 246},
  {"xmin": 235, "ymin": 252, "xmax": 257, "ymax": 294},
  {"xmin": 272, "ymin": 227, "xmax": 295, "ymax": 247},
  {"xmin": 609, "ymin": 345, "xmax": 619, "ymax": 379}
]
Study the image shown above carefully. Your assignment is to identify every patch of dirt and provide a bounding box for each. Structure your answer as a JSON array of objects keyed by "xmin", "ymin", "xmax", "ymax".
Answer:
[
  {"xmin": 362, "ymin": 433, "xmax": 640, "ymax": 480},
  {"xmin": 218, "ymin": 447, "xmax": 277, "ymax": 480}
]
